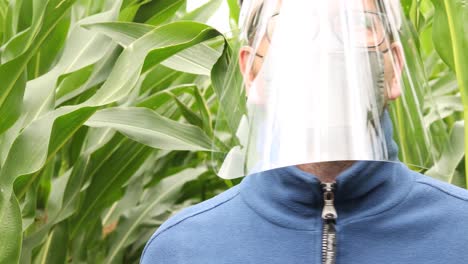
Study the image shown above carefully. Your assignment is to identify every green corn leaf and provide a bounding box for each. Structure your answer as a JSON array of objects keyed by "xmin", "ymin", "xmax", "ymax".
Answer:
[
  {"xmin": 85, "ymin": 107, "xmax": 215, "ymax": 151},
  {"xmin": 0, "ymin": 0, "xmax": 77, "ymax": 135},
  {"xmin": 104, "ymin": 167, "xmax": 205, "ymax": 264},
  {"xmin": 425, "ymin": 121, "xmax": 465, "ymax": 183},
  {"xmin": 431, "ymin": 0, "xmax": 468, "ymax": 183},
  {"xmin": 0, "ymin": 20, "xmax": 223, "ymax": 264}
]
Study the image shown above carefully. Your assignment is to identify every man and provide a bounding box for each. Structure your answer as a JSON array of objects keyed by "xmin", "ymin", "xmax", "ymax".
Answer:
[{"xmin": 141, "ymin": 1, "xmax": 468, "ymax": 263}]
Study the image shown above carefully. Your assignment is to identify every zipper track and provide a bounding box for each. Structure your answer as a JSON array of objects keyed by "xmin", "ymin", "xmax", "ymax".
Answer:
[{"xmin": 321, "ymin": 182, "xmax": 337, "ymax": 264}]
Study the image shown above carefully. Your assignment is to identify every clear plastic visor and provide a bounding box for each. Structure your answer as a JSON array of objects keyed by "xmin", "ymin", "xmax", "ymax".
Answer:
[{"xmin": 213, "ymin": 0, "xmax": 436, "ymax": 179}]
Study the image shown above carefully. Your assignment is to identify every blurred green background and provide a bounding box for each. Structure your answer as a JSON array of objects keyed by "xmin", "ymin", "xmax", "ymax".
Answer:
[{"xmin": 0, "ymin": 0, "xmax": 466, "ymax": 263}]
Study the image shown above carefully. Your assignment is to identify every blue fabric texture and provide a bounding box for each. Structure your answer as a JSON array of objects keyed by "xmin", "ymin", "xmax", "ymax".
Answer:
[{"xmin": 141, "ymin": 110, "xmax": 468, "ymax": 263}]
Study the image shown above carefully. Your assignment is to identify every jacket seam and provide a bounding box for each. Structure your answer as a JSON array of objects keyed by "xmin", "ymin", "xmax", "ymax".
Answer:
[
  {"xmin": 415, "ymin": 180, "xmax": 468, "ymax": 201},
  {"xmin": 141, "ymin": 189, "xmax": 240, "ymax": 258}
]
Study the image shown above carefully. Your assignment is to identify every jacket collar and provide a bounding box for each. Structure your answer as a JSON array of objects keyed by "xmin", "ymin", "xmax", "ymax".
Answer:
[{"xmin": 239, "ymin": 110, "xmax": 415, "ymax": 230}]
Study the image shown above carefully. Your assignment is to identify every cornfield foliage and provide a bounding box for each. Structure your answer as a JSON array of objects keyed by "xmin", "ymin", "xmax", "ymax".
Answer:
[{"xmin": 0, "ymin": 0, "xmax": 466, "ymax": 263}]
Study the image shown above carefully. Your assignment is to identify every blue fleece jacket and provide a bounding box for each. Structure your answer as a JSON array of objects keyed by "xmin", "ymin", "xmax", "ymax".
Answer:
[{"xmin": 141, "ymin": 111, "xmax": 468, "ymax": 263}]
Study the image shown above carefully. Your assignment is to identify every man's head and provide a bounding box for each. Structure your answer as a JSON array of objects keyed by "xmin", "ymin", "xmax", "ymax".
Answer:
[
  {"xmin": 237, "ymin": 0, "xmax": 405, "ymax": 106},
  {"xmin": 215, "ymin": 0, "xmax": 433, "ymax": 180}
]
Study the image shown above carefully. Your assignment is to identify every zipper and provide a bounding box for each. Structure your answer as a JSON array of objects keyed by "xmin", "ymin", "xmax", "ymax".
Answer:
[{"xmin": 321, "ymin": 182, "xmax": 337, "ymax": 264}]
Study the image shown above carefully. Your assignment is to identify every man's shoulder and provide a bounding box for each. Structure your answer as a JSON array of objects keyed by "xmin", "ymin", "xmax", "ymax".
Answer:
[
  {"xmin": 149, "ymin": 184, "xmax": 240, "ymax": 237},
  {"xmin": 141, "ymin": 185, "xmax": 241, "ymax": 261},
  {"xmin": 409, "ymin": 169, "xmax": 468, "ymax": 203}
]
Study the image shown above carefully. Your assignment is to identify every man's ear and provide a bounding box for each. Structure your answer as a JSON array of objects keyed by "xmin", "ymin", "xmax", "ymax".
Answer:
[
  {"xmin": 388, "ymin": 42, "xmax": 404, "ymax": 100},
  {"xmin": 239, "ymin": 46, "xmax": 254, "ymax": 89}
]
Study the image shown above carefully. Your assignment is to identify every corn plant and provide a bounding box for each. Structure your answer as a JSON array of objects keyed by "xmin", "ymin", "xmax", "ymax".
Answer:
[
  {"xmin": 0, "ymin": 0, "xmax": 466, "ymax": 263},
  {"xmin": 0, "ymin": 0, "xmax": 238, "ymax": 262},
  {"xmin": 397, "ymin": 0, "xmax": 468, "ymax": 187}
]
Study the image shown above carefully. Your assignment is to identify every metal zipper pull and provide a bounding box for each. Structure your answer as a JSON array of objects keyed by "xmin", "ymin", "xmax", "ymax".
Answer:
[
  {"xmin": 321, "ymin": 182, "xmax": 337, "ymax": 264},
  {"xmin": 321, "ymin": 182, "xmax": 337, "ymax": 220}
]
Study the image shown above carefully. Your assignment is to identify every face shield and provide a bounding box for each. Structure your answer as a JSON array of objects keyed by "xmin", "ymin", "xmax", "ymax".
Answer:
[{"xmin": 212, "ymin": 0, "xmax": 439, "ymax": 179}]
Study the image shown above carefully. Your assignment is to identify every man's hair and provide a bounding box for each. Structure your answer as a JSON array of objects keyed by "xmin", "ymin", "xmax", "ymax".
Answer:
[{"xmin": 239, "ymin": 0, "xmax": 402, "ymax": 45}]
